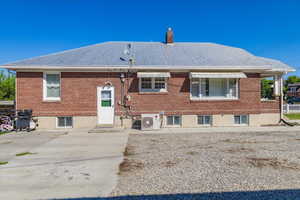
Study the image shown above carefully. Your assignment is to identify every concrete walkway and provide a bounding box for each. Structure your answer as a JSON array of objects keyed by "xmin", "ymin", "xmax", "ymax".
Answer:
[{"xmin": 0, "ymin": 130, "xmax": 128, "ymax": 200}]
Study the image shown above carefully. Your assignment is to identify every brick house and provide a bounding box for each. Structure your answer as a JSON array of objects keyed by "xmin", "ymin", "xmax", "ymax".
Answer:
[
  {"xmin": 287, "ymin": 83, "xmax": 300, "ymax": 98},
  {"xmin": 2, "ymin": 29, "xmax": 295, "ymax": 129}
]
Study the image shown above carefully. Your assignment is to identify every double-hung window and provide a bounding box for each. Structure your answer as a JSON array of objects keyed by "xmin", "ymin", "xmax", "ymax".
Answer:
[
  {"xmin": 140, "ymin": 77, "xmax": 167, "ymax": 92},
  {"xmin": 137, "ymin": 72, "xmax": 170, "ymax": 93},
  {"xmin": 191, "ymin": 78, "xmax": 238, "ymax": 100},
  {"xmin": 43, "ymin": 72, "xmax": 61, "ymax": 101}
]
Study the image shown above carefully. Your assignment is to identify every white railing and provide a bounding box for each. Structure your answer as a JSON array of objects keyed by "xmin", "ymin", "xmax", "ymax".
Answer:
[{"xmin": 283, "ymin": 104, "xmax": 300, "ymax": 113}]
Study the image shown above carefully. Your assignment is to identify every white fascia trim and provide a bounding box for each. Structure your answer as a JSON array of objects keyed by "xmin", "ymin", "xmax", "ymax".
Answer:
[
  {"xmin": 268, "ymin": 68, "xmax": 296, "ymax": 72},
  {"xmin": 2, "ymin": 65, "xmax": 295, "ymax": 72}
]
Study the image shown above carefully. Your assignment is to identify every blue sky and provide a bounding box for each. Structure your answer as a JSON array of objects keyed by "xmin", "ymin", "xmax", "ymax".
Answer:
[{"xmin": 0, "ymin": 0, "xmax": 300, "ymax": 76}]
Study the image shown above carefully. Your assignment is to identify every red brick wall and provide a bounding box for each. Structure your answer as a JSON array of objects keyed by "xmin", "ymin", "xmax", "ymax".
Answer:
[
  {"xmin": 16, "ymin": 72, "xmax": 280, "ymax": 116},
  {"xmin": 17, "ymin": 72, "xmax": 123, "ymax": 116}
]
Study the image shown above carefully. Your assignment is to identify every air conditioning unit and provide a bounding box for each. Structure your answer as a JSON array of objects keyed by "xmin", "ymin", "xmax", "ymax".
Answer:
[{"xmin": 141, "ymin": 114, "xmax": 161, "ymax": 130}]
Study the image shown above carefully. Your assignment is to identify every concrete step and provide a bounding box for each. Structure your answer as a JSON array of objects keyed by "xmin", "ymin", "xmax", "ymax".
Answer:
[{"xmin": 96, "ymin": 124, "xmax": 114, "ymax": 128}]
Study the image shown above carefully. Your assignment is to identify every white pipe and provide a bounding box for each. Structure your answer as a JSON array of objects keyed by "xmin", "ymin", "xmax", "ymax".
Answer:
[{"xmin": 280, "ymin": 74, "xmax": 284, "ymax": 120}]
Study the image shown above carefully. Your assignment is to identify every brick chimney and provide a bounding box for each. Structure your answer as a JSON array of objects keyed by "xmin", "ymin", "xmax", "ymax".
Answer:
[{"xmin": 165, "ymin": 27, "xmax": 174, "ymax": 44}]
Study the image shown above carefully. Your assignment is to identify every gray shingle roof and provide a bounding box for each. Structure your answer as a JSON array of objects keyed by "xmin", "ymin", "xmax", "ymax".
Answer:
[{"xmin": 3, "ymin": 42, "xmax": 294, "ymax": 72}]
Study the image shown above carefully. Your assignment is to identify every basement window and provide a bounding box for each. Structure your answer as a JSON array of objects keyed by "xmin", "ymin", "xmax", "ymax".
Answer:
[
  {"xmin": 57, "ymin": 117, "xmax": 73, "ymax": 128},
  {"xmin": 167, "ymin": 115, "xmax": 181, "ymax": 126},
  {"xmin": 234, "ymin": 115, "xmax": 248, "ymax": 125},
  {"xmin": 198, "ymin": 115, "xmax": 212, "ymax": 125}
]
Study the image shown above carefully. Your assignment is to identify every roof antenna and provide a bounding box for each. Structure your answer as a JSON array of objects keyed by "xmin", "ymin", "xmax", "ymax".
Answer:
[
  {"xmin": 124, "ymin": 43, "xmax": 131, "ymax": 55},
  {"xmin": 125, "ymin": 43, "xmax": 135, "ymax": 66},
  {"xmin": 120, "ymin": 43, "xmax": 135, "ymax": 67}
]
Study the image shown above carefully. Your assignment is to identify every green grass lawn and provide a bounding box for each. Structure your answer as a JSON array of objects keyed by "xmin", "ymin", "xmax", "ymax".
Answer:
[
  {"xmin": 284, "ymin": 113, "xmax": 300, "ymax": 120},
  {"xmin": 16, "ymin": 152, "xmax": 36, "ymax": 157},
  {"xmin": 0, "ymin": 131, "xmax": 10, "ymax": 136}
]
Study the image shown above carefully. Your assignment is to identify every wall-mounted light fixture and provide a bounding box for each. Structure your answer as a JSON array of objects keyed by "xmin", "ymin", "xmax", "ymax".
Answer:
[{"xmin": 120, "ymin": 73, "xmax": 125, "ymax": 83}]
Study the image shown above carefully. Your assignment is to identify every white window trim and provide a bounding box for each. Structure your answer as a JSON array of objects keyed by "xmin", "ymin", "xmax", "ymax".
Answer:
[
  {"xmin": 190, "ymin": 78, "xmax": 239, "ymax": 100},
  {"xmin": 43, "ymin": 72, "xmax": 61, "ymax": 101},
  {"xmin": 56, "ymin": 116, "xmax": 73, "ymax": 128},
  {"xmin": 139, "ymin": 77, "xmax": 168, "ymax": 93}
]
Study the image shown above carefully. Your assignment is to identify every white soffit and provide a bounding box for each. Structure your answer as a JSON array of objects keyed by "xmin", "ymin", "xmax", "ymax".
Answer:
[
  {"xmin": 190, "ymin": 72, "xmax": 247, "ymax": 79},
  {"xmin": 137, "ymin": 72, "xmax": 171, "ymax": 78}
]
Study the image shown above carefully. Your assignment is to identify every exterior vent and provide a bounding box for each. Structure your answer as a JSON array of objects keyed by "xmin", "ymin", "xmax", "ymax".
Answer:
[{"xmin": 141, "ymin": 114, "xmax": 161, "ymax": 130}]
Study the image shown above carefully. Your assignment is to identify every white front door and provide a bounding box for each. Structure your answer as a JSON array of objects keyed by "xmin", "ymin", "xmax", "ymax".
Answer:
[{"xmin": 97, "ymin": 86, "xmax": 115, "ymax": 124}]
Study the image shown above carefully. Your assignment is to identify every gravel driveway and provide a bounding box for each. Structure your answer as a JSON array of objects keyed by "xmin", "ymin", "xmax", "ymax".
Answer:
[{"xmin": 111, "ymin": 130, "xmax": 300, "ymax": 199}]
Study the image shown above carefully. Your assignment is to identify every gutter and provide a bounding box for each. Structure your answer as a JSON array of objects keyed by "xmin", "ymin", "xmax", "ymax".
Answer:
[{"xmin": 0, "ymin": 65, "xmax": 295, "ymax": 72}]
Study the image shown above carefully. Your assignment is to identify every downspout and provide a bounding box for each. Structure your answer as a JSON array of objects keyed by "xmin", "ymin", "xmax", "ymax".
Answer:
[
  {"xmin": 14, "ymin": 70, "xmax": 17, "ymax": 111},
  {"xmin": 120, "ymin": 73, "xmax": 125, "ymax": 127},
  {"xmin": 119, "ymin": 44, "xmax": 135, "ymax": 128},
  {"xmin": 280, "ymin": 73, "xmax": 284, "ymax": 120}
]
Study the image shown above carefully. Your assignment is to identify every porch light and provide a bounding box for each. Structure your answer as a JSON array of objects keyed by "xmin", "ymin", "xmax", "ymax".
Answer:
[{"xmin": 120, "ymin": 73, "xmax": 125, "ymax": 83}]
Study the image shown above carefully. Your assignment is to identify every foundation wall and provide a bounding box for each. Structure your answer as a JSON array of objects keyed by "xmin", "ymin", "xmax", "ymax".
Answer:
[
  {"xmin": 259, "ymin": 113, "xmax": 280, "ymax": 125},
  {"xmin": 36, "ymin": 113, "xmax": 280, "ymax": 129}
]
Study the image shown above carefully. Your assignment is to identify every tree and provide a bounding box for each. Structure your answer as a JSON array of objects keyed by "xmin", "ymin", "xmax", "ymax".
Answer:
[
  {"xmin": 0, "ymin": 72, "xmax": 15, "ymax": 101},
  {"xmin": 285, "ymin": 75, "xmax": 300, "ymax": 86},
  {"xmin": 261, "ymin": 79, "xmax": 274, "ymax": 99}
]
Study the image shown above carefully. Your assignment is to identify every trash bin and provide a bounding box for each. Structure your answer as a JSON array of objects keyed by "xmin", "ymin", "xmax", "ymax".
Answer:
[{"xmin": 16, "ymin": 110, "xmax": 32, "ymax": 131}]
